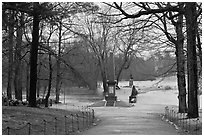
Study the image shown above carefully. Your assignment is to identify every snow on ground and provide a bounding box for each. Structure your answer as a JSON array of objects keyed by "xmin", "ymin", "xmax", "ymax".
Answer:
[
  {"xmin": 51, "ymin": 76, "xmax": 202, "ymax": 135},
  {"xmin": 117, "ymin": 76, "xmax": 179, "ymax": 106},
  {"xmin": 53, "ymin": 76, "xmax": 202, "ymax": 110},
  {"xmin": 118, "ymin": 76, "xmax": 178, "ymax": 89},
  {"xmin": 53, "ymin": 76, "xmax": 179, "ymax": 110}
]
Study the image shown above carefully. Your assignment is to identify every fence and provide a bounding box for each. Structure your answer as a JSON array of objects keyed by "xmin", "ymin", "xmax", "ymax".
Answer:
[
  {"xmin": 164, "ymin": 106, "xmax": 202, "ymax": 135},
  {"xmin": 2, "ymin": 106, "xmax": 95, "ymax": 135}
]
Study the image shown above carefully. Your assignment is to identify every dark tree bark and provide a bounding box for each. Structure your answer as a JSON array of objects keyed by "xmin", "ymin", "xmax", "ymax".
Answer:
[
  {"xmin": 26, "ymin": 62, "xmax": 30, "ymax": 101},
  {"xmin": 99, "ymin": 58, "xmax": 108, "ymax": 94},
  {"xmin": 196, "ymin": 21, "xmax": 202, "ymax": 77},
  {"xmin": 45, "ymin": 52, "xmax": 52, "ymax": 107},
  {"xmin": 174, "ymin": 11, "xmax": 187, "ymax": 113},
  {"xmin": 55, "ymin": 20, "xmax": 62, "ymax": 103},
  {"xmin": 14, "ymin": 13, "xmax": 23, "ymax": 101},
  {"xmin": 152, "ymin": 2, "xmax": 188, "ymax": 113},
  {"xmin": 115, "ymin": 57, "xmax": 128, "ymax": 85},
  {"xmin": 115, "ymin": 53, "xmax": 132, "ymax": 86},
  {"xmin": 7, "ymin": 10, "xmax": 14, "ymax": 100},
  {"xmin": 36, "ymin": 62, "xmax": 42, "ymax": 97},
  {"xmin": 185, "ymin": 2, "xmax": 199, "ymax": 118},
  {"xmin": 196, "ymin": 28, "xmax": 202, "ymax": 67},
  {"xmin": 29, "ymin": 2, "xmax": 40, "ymax": 107},
  {"xmin": 102, "ymin": 72, "xmax": 108, "ymax": 94}
]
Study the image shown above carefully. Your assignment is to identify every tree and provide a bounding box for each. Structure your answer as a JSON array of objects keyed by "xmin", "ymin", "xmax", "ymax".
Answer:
[
  {"xmin": 39, "ymin": 22, "xmax": 55, "ymax": 107},
  {"xmin": 114, "ymin": 22, "xmax": 137, "ymax": 85},
  {"xmin": 26, "ymin": 61, "xmax": 30, "ymax": 101},
  {"xmin": 170, "ymin": 4, "xmax": 187, "ymax": 113},
  {"xmin": 45, "ymin": 51, "xmax": 53, "ymax": 107},
  {"xmin": 71, "ymin": 12, "xmax": 115, "ymax": 93},
  {"xmin": 14, "ymin": 12, "xmax": 24, "ymax": 101},
  {"xmin": 105, "ymin": 2, "xmax": 201, "ymax": 115},
  {"xmin": 49, "ymin": 2, "xmax": 99, "ymax": 102},
  {"xmin": 55, "ymin": 17, "xmax": 62, "ymax": 103},
  {"xmin": 148, "ymin": 2, "xmax": 187, "ymax": 113},
  {"xmin": 63, "ymin": 40, "xmax": 99, "ymax": 90},
  {"xmin": 2, "ymin": 6, "xmax": 16, "ymax": 100},
  {"xmin": 7, "ymin": 10, "xmax": 14, "ymax": 100},
  {"xmin": 29, "ymin": 2, "xmax": 40, "ymax": 107},
  {"xmin": 185, "ymin": 2, "xmax": 199, "ymax": 118},
  {"xmin": 3, "ymin": 2, "xmax": 55, "ymax": 106},
  {"xmin": 2, "ymin": 2, "xmax": 100, "ymax": 106}
]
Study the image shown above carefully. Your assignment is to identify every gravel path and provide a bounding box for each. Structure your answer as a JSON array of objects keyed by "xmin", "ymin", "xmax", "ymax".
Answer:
[{"xmin": 78, "ymin": 88, "xmax": 181, "ymax": 135}]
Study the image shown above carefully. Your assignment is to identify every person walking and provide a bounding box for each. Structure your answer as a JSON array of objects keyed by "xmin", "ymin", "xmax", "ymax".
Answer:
[
  {"xmin": 131, "ymin": 85, "xmax": 138, "ymax": 96},
  {"xmin": 129, "ymin": 85, "xmax": 138, "ymax": 103}
]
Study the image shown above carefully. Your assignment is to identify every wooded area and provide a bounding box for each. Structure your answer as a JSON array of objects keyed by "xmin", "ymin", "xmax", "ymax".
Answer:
[{"xmin": 2, "ymin": 2, "xmax": 202, "ymax": 118}]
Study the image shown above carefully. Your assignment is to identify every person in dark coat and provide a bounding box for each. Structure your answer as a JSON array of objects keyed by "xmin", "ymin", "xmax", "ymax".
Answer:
[
  {"xmin": 131, "ymin": 85, "xmax": 138, "ymax": 97},
  {"xmin": 129, "ymin": 85, "xmax": 138, "ymax": 103}
]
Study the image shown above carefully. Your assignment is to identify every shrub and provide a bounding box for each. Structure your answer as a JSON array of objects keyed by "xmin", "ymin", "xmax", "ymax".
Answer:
[
  {"xmin": 2, "ymin": 94, "xmax": 8, "ymax": 106},
  {"xmin": 36, "ymin": 97, "xmax": 52, "ymax": 106},
  {"xmin": 164, "ymin": 85, "xmax": 172, "ymax": 90}
]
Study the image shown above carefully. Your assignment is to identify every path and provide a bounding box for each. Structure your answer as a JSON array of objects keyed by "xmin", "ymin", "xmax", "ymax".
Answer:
[{"xmin": 79, "ymin": 88, "xmax": 180, "ymax": 135}]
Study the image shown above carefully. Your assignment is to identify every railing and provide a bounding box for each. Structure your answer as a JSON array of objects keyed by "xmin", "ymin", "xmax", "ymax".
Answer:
[
  {"xmin": 2, "ymin": 106, "xmax": 95, "ymax": 135},
  {"xmin": 164, "ymin": 106, "xmax": 202, "ymax": 135}
]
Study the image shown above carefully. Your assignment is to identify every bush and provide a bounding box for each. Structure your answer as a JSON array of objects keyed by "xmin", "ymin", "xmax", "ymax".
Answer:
[
  {"xmin": 9, "ymin": 99, "xmax": 21, "ymax": 106},
  {"xmin": 2, "ymin": 94, "xmax": 8, "ymax": 106},
  {"xmin": 36, "ymin": 97, "xmax": 52, "ymax": 106},
  {"xmin": 164, "ymin": 85, "xmax": 172, "ymax": 90}
]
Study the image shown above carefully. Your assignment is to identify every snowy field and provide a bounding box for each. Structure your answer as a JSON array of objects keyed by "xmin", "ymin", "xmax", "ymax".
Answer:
[{"xmin": 55, "ymin": 76, "xmax": 201, "ymax": 110}]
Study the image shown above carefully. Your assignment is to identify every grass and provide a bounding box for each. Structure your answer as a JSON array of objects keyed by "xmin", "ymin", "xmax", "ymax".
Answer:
[
  {"xmin": 2, "ymin": 87, "xmax": 102, "ymax": 135},
  {"xmin": 2, "ymin": 105, "xmax": 94, "ymax": 135}
]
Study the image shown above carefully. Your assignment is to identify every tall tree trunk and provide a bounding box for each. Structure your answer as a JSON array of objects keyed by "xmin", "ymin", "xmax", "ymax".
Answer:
[
  {"xmin": 98, "ymin": 57, "xmax": 107, "ymax": 93},
  {"xmin": 26, "ymin": 62, "xmax": 30, "ymax": 101},
  {"xmin": 55, "ymin": 20, "xmax": 62, "ymax": 103},
  {"xmin": 36, "ymin": 62, "xmax": 42, "ymax": 97},
  {"xmin": 196, "ymin": 22, "xmax": 202, "ymax": 76},
  {"xmin": 116, "ymin": 61, "xmax": 125, "ymax": 86},
  {"xmin": 14, "ymin": 13, "xmax": 23, "ymax": 101},
  {"xmin": 175, "ymin": 11, "xmax": 187, "ymax": 113},
  {"xmin": 36, "ymin": 79, "xmax": 40, "ymax": 97},
  {"xmin": 29, "ymin": 2, "xmax": 40, "ymax": 107},
  {"xmin": 185, "ymin": 2, "xmax": 199, "ymax": 118},
  {"xmin": 102, "ymin": 72, "xmax": 108, "ymax": 94},
  {"xmin": 116, "ymin": 55, "xmax": 129, "ymax": 86},
  {"xmin": 45, "ymin": 52, "xmax": 52, "ymax": 107},
  {"xmin": 196, "ymin": 31, "xmax": 202, "ymax": 67},
  {"xmin": 99, "ymin": 58, "xmax": 108, "ymax": 94},
  {"xmin": 7, "ymin": 10, "xmax": 14, "ymax": 100},
  {"xmin": 115, "ymin": 43, "xmax": 132, "ymax": 86}
]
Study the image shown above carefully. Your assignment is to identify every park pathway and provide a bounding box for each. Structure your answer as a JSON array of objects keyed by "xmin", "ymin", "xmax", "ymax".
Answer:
[{"xmin": 79, "ymin": 88, "xmax": 180, "ymax": 135}]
